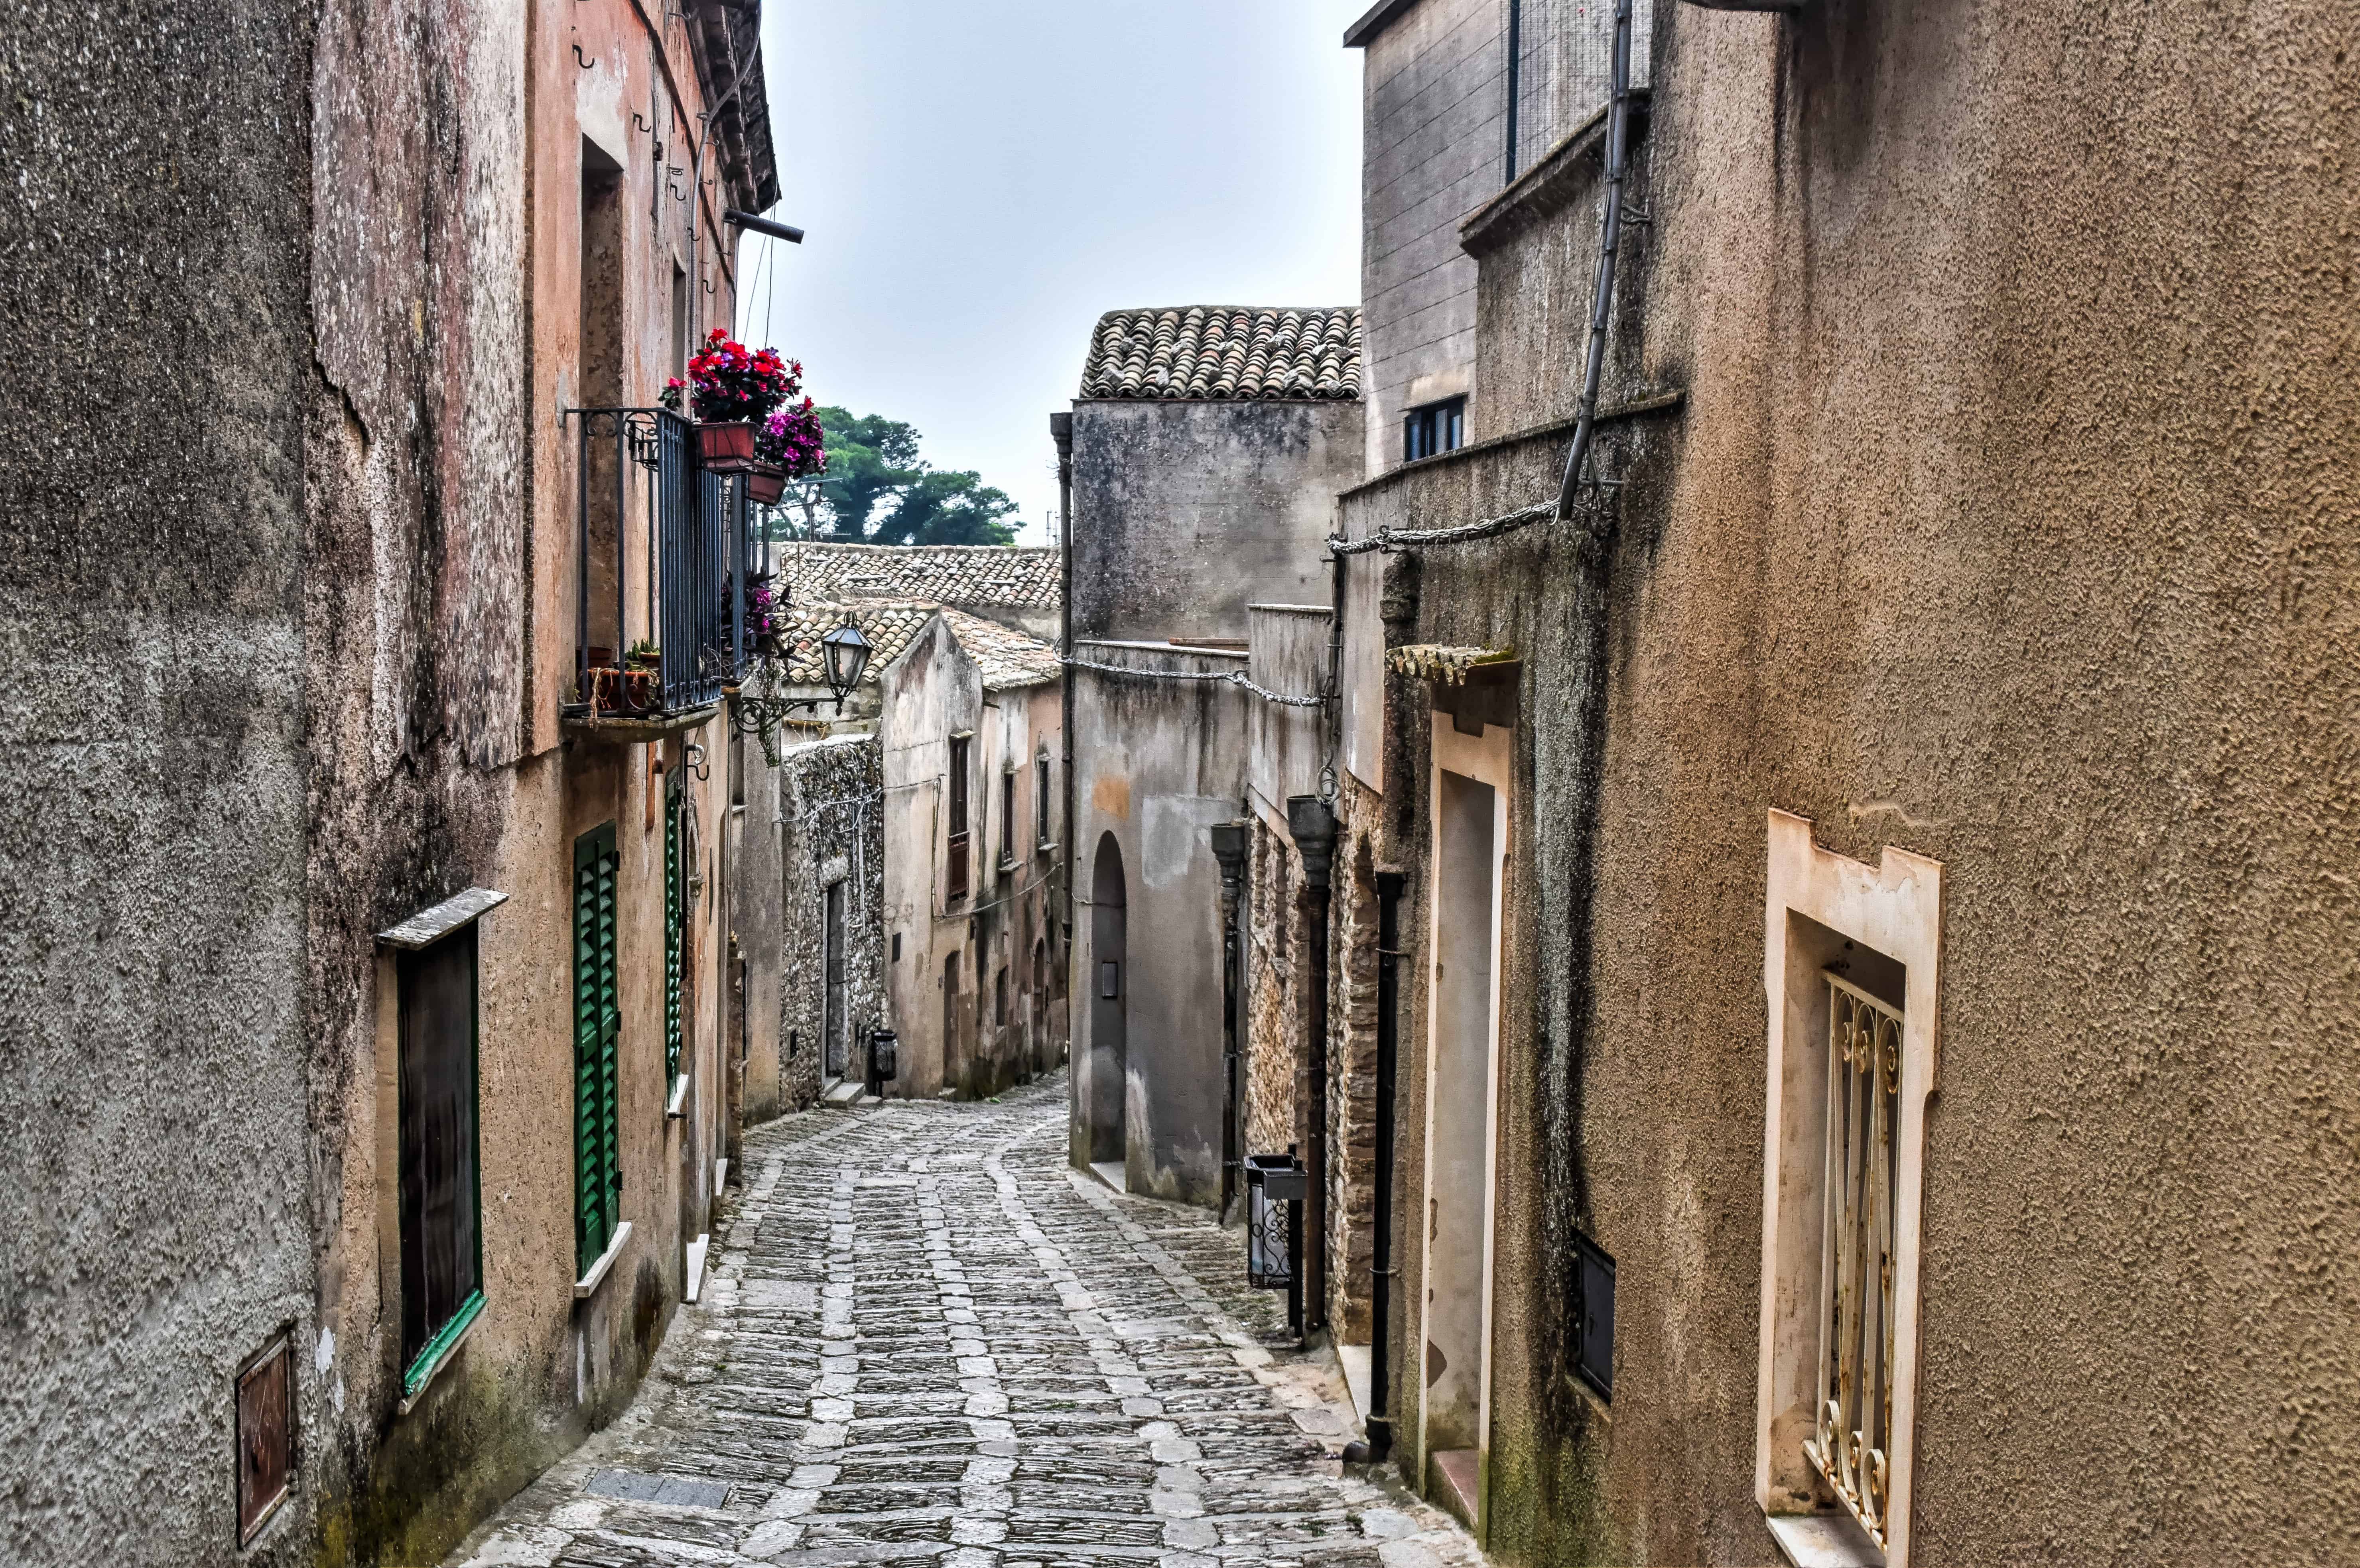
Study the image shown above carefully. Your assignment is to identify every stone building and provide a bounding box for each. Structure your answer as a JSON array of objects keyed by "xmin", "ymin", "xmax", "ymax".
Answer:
[
  {"xmin": 0, "ymin": 4, "xmax": 783, "ymax": 1564},
  {"xmin": 782, "ymin": 540, "xmax": 1064, "ymax": 643},
  {"xmin": 1062, "ymin": 307, "xmax": 1365, "ymax": 1204},
  {"xmin": 1322, "ymin": 0, "xmax": 2360, "ymax": 1564}
]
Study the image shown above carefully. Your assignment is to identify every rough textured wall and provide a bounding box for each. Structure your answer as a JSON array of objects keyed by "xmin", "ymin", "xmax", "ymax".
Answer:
[
  {"xmin": 1068, "ymin": 647, "xmax": 1254, "ymax": 1203},
  {"xmin": 1354, "ymin": 0, "xmax": 1504, "ymax": 469},
  {"xmin": 1355, "ymin": 0, "xmax": 2360, "ymax": 1562},
  {"xmin": 0, "ymin": 5, "xmax": 319, "ymax": 1565},
  {"xmin": 1070, "ymin": 401, "xmax": 1364, "ymax": 644},
  {"xmin": 778, "ymin": 734, "xmax": 886, "ymax": 1110}
]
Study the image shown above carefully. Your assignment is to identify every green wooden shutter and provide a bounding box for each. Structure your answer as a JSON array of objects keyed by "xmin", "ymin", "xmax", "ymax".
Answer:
[
  {"xmin": 573, "ymin": 824, "xmax": 621, "ymax": 1273},
  {"xmin": 664, "ymin": 785, "xmax": 684, "ymax": 1091}
]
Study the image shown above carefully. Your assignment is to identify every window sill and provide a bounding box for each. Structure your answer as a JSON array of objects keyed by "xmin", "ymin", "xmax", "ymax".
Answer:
[
  {"xmin": 397, "ymin": 1290, "xmax": 485, "ymax": 1415},
  {"xmin": 1764, "ymin": 1511, "xmax": 1885, "ymax": 1568},
  {"xmin": 666, "ymin": 1074, "xmax": 690, "ymax": 1119},
  {"xmin": 1036, "ymin": 841, "xmax": 1058, "ymax": 856},
  {"xmin": 573, "ymin": 1220, "xmax": 634, "ymax": 1301}
]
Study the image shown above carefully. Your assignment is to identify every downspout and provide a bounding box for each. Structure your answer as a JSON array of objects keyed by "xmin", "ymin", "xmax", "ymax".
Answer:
[
  {"xmin": 1344, "ymin": 870, "xmax": 1403, "ymax": 1466},
  {"xmin": 1552, "ymin": 0, "xmax": 1636, "ymax": 522},
  {"xmin": 1287, "ymin": 794, "xmax": 1339, "ymax": 1336}
]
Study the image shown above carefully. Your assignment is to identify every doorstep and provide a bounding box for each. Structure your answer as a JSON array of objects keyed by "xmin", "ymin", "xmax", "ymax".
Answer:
[
  {"xmin": 821, "ymin": 1079, "xmax": 867, "ymax": 1108},
  {"xmin": 1765, "ymin": 1511, "xmax": 1886, "ymax": 1568},
  {"xmin": 1087, "ymin": 1161, "xmax": 1128, "ymax": 1194},
  {"xmin": 1335, "ymin": 1343, "xmax": 1373, "ymax": 1428},
  {"xmin": 1428, "ymin": 1448, "xmax": 1479, "ymax": 1531}
]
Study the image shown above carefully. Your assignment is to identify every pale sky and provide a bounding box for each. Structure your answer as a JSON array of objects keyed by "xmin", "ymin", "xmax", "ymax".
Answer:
[{"xmin": 746, "ymin": 1, "xmax": 1371, "ymax": 546}]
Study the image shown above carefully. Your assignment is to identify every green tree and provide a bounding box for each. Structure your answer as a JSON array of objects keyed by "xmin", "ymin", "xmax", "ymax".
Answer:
[{"xmin": 792, "ymin": 407, "xmax": 1019, "ymax": 546}]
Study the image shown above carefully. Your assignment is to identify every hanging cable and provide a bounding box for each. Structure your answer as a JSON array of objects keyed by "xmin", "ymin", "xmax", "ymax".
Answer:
[
  {"xmin": 1059, "ymin": 653, "xmax": 1324, "ymax": 709},
  {"xmin": 1553, "ymin": 0, "xmax": 1635, "ymax": 525}
]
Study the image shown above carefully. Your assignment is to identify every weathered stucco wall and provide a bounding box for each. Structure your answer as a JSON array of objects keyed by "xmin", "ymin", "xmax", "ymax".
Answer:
[
  {"xmin": 1069, "ymin": 645, "xmax": 1255, "ymax": 1204},
  {"xmin": 0, "ymin": 5, "xmax": 319, "ymax": 1564},
  {"xmin": 1351, "ymin": 0, "xmax": 2360, "ymax": 1562},
  {"xmin": 1069, "ymin": 400, "xmax": 1364, "ymax": 644}
]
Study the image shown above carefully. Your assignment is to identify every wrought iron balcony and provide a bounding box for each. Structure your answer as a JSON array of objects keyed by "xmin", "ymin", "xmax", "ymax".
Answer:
[{"xmin": 563, "ymin": 407, "xmax": 747, "ymax": 736}]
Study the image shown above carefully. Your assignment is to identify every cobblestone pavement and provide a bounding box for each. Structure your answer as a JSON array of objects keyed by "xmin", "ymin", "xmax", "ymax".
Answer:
[{"xmin": 447, "ymin": 1073, "xmax": 1482, "ymax": 1568}]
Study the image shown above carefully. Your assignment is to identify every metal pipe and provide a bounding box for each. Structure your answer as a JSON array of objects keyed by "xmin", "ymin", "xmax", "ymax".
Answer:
[
  {"xmin": 1210, "ymin": 820, "xmax": 1251, "ymax": 1220},
  {"xmin": 1287, "ymin": 794, "xmax": 1339, "ymax": 1336},
  {"xmin": 1344, "ymin": 870, "xmax": 1403, "ymax": 1466},
  {"xmin": 1503, "ymin": 0, "xmax": 1523, "ymax": 185},
  {"xmin": 1552, "ymin": 0, "xmax": 1635, "ymax": 522},
  {"xmin": 725, "ymin": 209, "xmax": 804, "ymax": 244}
]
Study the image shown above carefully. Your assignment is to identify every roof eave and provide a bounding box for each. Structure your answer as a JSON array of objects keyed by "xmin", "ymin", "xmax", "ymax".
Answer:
[{"xmin": 1344, "ymin": 0, "xmax": 1423, "ymax": 48}]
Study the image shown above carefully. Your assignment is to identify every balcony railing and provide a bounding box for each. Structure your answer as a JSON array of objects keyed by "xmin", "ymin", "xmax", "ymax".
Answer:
[{"xmin": 566, "ymin": 407, "xmax": 746, "ymax": 725}]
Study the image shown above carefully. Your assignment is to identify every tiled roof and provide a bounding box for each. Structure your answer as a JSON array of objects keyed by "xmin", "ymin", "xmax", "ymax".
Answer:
[
  {"xmin": 1079, "ymin": 307, "xmax": 1362, "ymax": 401},
  {"xmin": 783, "ymin": 543, "xmax": 1060, "ymax": 610},
  {"xmin": 940, "ymin": 606, "xmax": 1062, "ymax": 691},
  {"xmin": 772, "ymin": 600, "xmax": 1059, "ymax": 692}
]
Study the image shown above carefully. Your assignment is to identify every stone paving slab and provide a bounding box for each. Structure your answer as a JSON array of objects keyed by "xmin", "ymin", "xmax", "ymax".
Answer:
[{"xmin": 445, "ymin": 1074, "xmax": 1481, "ymax": 1568}]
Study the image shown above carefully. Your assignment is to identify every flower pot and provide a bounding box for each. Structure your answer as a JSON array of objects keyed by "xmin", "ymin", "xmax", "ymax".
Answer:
[
  {"xmin": 695, "ymin": 421, "xmax": 758, "ymax": 472},
  {"xmin": 622, "ymin": 669, "xmax": 662, "ymax": 713},
  {"xmin": 745, "ymin": 462, "xmax": 786, "ymax": 505}
]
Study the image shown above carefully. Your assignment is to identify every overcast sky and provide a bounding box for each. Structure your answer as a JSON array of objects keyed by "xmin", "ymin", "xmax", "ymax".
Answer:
[{"xmin": 746, "ymin": 1, "xmax": 1371, "ymax": 546}]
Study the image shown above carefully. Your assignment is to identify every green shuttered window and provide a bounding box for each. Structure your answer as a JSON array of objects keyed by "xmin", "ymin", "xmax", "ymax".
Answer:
[
  {"xmin": 573, "ymin": 824, "xmax": 623, "ymax": 1274},
  {"xmin": 664, "ymin": 785, "xmax": 685, "ymax": 1091}
]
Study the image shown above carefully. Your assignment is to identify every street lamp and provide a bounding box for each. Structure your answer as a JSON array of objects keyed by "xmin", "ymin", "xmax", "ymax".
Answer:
[
  {"xmin": 730, "ymin": 613, "xmax": 872, "ymax": 755},
  {"xmin": 820, "ymin": 619, "xmax": 871, "ymax": 698}
]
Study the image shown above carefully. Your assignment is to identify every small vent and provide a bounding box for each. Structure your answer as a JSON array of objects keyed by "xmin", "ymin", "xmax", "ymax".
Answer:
[{"xmin": 236, "ymin": 1335, "xmax": 293, "ymax": 1544}]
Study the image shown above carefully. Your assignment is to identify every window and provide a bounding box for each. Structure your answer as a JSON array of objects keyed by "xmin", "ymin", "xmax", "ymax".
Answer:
[
  {"xmin": 1403, "ymin": 395, "xmax": 1466, "ymax": 462},
  {"xmin": 235, "ymin": 1336, "xmax": 292, "ymax": 1545},
  {"xmin": 664, "ymin": 781, "xmax": 686, "ymax": 1094},
  {"xmin": 1006, "ymin": 767, "xmax": 1022, "ymax": 867},
  {"xmin": 1572, "ymin": 1234, "xmax": 1615, "ymax": 1401},
  {"xmin": 398, "ymin": 924, "xmax": 485, "ymax": 1396},
  {"xmin": 573, "ymin": 825, "xmax": 622, "ymax": 1275},
  {"xmin": 995, "ymin": 965, "xmax": 1009, "ymax": 1027},
  {"xmin": 1756, "ymin": 811, "xmax": 1944, "ymax": 1568},
  {"xmin": 947, "ymin": 735, "xmax": 971, "ymax": 900},
  {"xmin": 1036, "ymin": 754, "xmax": 1052, "ymax": 846}
]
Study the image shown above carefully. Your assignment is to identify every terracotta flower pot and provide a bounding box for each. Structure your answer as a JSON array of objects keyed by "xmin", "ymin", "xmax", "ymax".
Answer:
[
  {"xmin": 745, "ymin": 462, "xmax": 786, "ymax": 505},
  {"xmin": 695, "ymin": 421, "xmax": 758, "ymax": 472}
]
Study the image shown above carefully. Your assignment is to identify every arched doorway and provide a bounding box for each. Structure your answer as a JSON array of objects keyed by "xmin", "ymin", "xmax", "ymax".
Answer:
[{"xmin": 1089, "ymin": 834, "xmax": 1128, "ymax": 1171}]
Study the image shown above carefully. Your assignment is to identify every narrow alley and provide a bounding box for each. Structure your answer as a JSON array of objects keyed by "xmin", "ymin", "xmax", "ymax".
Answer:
[{"xmin": 445, "ymin": 1076, "xmax": 1480, "ymax": 1568}]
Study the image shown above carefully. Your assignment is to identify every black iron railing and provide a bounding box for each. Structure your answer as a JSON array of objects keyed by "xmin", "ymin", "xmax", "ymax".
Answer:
[{"xmin": 567, "ymin": 408, "xmax": 746, "ymax": 718}]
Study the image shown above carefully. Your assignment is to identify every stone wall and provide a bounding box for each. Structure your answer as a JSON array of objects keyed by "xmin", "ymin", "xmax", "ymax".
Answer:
[{"xmin": 777, "ymin": 734, "xmax": 887, "ymax": 1108}]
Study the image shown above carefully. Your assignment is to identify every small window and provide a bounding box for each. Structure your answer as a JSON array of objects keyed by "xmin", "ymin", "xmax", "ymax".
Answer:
[
  {"xmin": 398, "ymin": 925, "xmax": 485, "ymax": 1395},
  {"xmin": 1036, "ymin": 755, "xmax": 1052, "ymax": 844},
  {"xmin": 947, "ymin": 736, "xmax": 971, "ymax": 901},
  {"xmin": 995, "ymin": 965, "xmax": 1009, "ymax": 1027},
  {"xmin": 1099, "ymin": 960, "xmax": 1120, "ymax": 999},
  {"xmin": 1572, "ymin": 1234, "xmax": 1615, "ymax": 1401},
  {"xmin": 1000, "ymin": 768, "xmax": 1017, "ymax": 871},
  {"xmin": 892, "ymin": 931, "xmax": 902, "ymax": 963},
  {"xmin": 1403, "ymin": 395, "xmax": 1466, "ymax": 463}
]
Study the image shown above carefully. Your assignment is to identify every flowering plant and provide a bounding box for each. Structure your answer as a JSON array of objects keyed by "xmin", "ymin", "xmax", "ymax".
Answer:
[
  {"xmin": 660, "ymin": 328, "xmax": 801, "ymax": 425},
  {"xmin": 758, "ymin": 399, "xmax": 828, "ymax": 478},
  {"xmin": 740, "ymin": 571, "xmax": 789, "ymax": 657}
]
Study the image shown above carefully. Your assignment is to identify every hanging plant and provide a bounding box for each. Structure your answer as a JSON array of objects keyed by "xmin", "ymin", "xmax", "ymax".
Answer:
[{"xmin": 661, "ymin": 329, "xmax": 803, "ymax": 471}]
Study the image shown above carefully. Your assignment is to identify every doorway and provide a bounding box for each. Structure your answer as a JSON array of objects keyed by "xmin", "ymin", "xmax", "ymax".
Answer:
[
  {"xmin": 942, "ymin": 950, "xmax": 961, "ymax": 1094},
  {"xmin": 1089, "ymin": 834, "xmax": 1128, "ymax": 1176},
  {"xmin": 822, "ymin": 881, "xmax": 847, "ymax": 1082},
  {"xmin": 1420, "ymin": 760, "xmax": 1505, "ymax": 1527}
]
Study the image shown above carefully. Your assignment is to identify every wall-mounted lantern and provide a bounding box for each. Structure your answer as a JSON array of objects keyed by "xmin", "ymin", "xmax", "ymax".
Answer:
[{"xmin": 1245, "ymin": 1151, "xmax": 1306, "ymax": 1297}]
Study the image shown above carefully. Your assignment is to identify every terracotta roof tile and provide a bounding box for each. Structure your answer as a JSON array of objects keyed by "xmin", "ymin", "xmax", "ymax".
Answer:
[
  {"xmin": 773, "ymin": 600, "xmax": 1059, "ymax": 692},
  {"xmin": 1080, "ymin": 307, "xmax": 1362, "ymax": 401},
  {"xmin": 782, "ymin": 543, "xmax": 1059, "ymax": 610}
]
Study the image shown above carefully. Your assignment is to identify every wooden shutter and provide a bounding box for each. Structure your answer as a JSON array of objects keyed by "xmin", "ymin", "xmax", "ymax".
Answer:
[
  {"xmin": 947, "ymin": 737, "xmax": 970, "ymax": 899},
  {"xmin": 664, "ymin": 783, "xmax": 684, "ymax": 1088},
  {"xmin": 398, "ymin": 925, "xmax": 484, "ymax": 1381},
  {"xmin": 573, "ymin": 825, "xmax": 622, "ymax": 1273}
]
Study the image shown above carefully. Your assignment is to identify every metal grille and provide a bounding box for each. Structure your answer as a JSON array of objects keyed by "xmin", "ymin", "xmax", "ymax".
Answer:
[
  {"xmin": 573, "ymin": 824, "xmax": 622, "ymax": 1273},
  {"xmin": 1245, "ymin": 1154, "xmax": 1305, "ymax": 1291},
  {"xmin": 1807, "ymin": 971, "xmax": 1902, "ymax": 1548},
  {"xmin": 1509, "ymin": 0, "xmax": 1655, "ymax": 181},
  {"xmin": 570, "ymin": 407, "xmax": 742, "ymax": 714}
]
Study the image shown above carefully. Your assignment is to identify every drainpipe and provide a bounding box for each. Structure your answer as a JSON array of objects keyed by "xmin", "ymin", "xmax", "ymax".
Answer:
[
  {"xmin": 1209, "ymin": 821, "xmax": 1251, "ymax": 1220},
  {"xmin": 1287, "ymin": 793, "xmax": 1338, "ymax": 1335},
  {"xmin": 1343, "ymin": 870, "xmax": 1403, "ymax": 1466},
  {"xmin": 1051, "ymin": 412, "xmax": 1076, "ymax": 959}
]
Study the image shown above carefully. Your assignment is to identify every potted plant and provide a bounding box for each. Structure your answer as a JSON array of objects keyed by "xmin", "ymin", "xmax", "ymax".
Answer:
[
  {"xmin": 746, "ymin": 397, "xmax": 826, "ymax": 506},
  {"xmin": 620, "ymin": 639, "xmax": 663, "ymax": 712},
  {"xmin": 661, "ymin": 329, "xmax": 802, "ymax": 473},
  {"xmin": 740, "ymin": 572, "xmax": 789, "ymax": 663}
]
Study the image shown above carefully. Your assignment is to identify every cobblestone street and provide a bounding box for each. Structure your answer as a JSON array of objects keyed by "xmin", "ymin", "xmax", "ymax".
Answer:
[{"xmin": 447, "ymin": 1075, "xmax": 1481, "ymax": 1568}]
